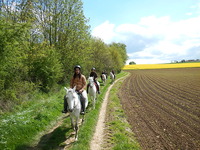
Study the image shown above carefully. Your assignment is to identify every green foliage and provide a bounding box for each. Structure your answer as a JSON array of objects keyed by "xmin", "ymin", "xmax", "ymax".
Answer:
[
  {"xmin": 0, "ymin": 20, "xmax": 33, "ymax": 110},
  {"xmin": 129, "ymin": 61, "xmax": 136, "ymax": 65},
  {"xmin": 29, "ymin": 43, "xmax": 63, "ymax": 92},
  {"xmin": 86, "ymin": 38, "xmax": 112, "ymax": 72},
  {"xmin": 0, "ymin": 0, "xmax": 128, "ymax": 112},
  {"xmin": 108, "ymin": 42, "xmax": 128, "ymax": 72}
]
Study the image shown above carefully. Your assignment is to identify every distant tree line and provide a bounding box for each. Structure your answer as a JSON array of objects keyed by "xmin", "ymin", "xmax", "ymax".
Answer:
[
  {"xmin": 171, "ymin": 59, "xmax": 200, "ymax": 63},
  {"xmin": 0, "ymin": 0, "xmax": 128, "ymax": 111},
  {"xmin": 129, "ymin": 61, "xmax": 136, "ymax": 65}
]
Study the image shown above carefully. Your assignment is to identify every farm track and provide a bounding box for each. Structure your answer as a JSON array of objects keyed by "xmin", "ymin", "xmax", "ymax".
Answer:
[{"xmin": 118, "ymin": 68, "xmax": 200, "ymax": 150}]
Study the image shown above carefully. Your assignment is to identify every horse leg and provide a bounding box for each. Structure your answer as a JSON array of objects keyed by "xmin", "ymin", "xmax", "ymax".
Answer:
[
  {"xmin": 75, "ymin": 121, "xmax": 79, "ymax": 141},
  {"xmin": 71, "ymin": 117, "xmax": 75, "ymax": 130},
  {"xmin": 82, "ymin": 114, "xmax": 85, "ymax": 123},
  {"xmin": 93, "ymin": 96, "xmax": 96, "ymax": 109}
]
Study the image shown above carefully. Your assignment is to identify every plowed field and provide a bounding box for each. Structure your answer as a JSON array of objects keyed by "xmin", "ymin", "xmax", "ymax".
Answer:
[{"xmin": 118, "ymin": 68, "xmax": 200, "ymax": 150}]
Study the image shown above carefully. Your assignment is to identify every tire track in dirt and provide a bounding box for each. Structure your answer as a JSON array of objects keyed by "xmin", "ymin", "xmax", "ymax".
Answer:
[
  {"xmin": 141, "ymin": 71, "xmax": 199, "ymax": 148},
  {"xmin": 147, "ymin": 75, "xmax": 200, "ymax": 121},
  {"xmin": 136, "ymin": 74, "xmax": 199, "ymax": 148},
  {"xmin": 147, "ymin": 74, "xmax": 200, "ymax": 104},
  {"xmin": 119, "ymin": 69, "xmax": 200, "ymax": 150},
  {"xmin": 140, "ymin": 74, "xmax": 200, "ymax": 130},
  {"xmin": 120, "ymin": 73, "xmax": 169, "ymax": 149}
]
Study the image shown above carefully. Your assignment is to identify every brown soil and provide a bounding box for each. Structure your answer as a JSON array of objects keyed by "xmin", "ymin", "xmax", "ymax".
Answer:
[{"xmin": 118, "ymin": 68, "xmax": 200, "ymax": 150}]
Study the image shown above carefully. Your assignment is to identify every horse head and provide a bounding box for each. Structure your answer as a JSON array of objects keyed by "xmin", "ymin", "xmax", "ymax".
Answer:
[
  {"xmin": 102, "ymin": 74, "xmax": 106, "ymax": 80},
  {"xmin": 64, "ymin": 86, "xmax": 78, "ymax": 112},
  {"xmin": 110, "ymin": 72, "xmax": 113, "ymax": 78},
  {"xmin": 88, "ymin": 77, "xmax": 95, "ymax": 87}
]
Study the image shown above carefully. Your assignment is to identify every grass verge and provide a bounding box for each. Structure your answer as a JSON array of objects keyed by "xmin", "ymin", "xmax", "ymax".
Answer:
[
  {"xmin": 102, "ymin": 72, "xmax": 141, "ymax": 150},
  {"xmin": 0, "ymin": 88, "xmax": 64, "ymax": 150}
]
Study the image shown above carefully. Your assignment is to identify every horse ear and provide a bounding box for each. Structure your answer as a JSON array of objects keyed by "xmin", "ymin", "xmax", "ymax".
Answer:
[
  {"xmin": 64, "ymin": 87, "xmax": 68, "ymax": 92},
  {"xmin": 73, "ymin": 86, "xmax": 76, "ymax": 92}
]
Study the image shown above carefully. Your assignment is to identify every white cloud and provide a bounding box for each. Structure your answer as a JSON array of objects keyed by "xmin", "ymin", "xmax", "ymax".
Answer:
[
  {"xmin": 91, "ymin": 21, "xmax": 116, "ymax": 43},
  {"xmin": 92, "ymin": 16, "xmax": 200, "ymax": 64},
  {"xmin": 127, "ymin": 58, "xmax": 170, "ymax": 65},
  {"xmin": 186, "ymin": 12, "xmax": 193, "ymax": 16}
]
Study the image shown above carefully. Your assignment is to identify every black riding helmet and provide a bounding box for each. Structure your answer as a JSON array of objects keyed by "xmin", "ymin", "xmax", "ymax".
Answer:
[
  {"xmin": 74, "ymin": 65, "xmax": 81, "ymax": 70},
  {"xmin": 91, "ymin": 67, "xmax": 95, "ymax": 71}
]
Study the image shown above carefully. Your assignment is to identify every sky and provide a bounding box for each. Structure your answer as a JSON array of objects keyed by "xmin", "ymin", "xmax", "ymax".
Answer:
[{"xmin": 82, "ymin": 0, "xmax": 200, "ymax": 64}]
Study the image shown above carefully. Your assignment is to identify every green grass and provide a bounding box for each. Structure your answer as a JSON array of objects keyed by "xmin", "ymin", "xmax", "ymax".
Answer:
[
  {"xmin": 103, "ymin": 73, "xmax": 141, "ymax": 150},
  {"xmin": 0, "ymin": 89, "xmax": 64, "ymax": 150},
  {"xmin": 0, "ymin": 71, "xmax": 140, "ymax": 150}
]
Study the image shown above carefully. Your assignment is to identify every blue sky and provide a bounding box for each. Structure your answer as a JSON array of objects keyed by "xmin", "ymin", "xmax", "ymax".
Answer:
[{"xmin": 82, "ymin": 0, "xmax": 200, "ymax": 64}]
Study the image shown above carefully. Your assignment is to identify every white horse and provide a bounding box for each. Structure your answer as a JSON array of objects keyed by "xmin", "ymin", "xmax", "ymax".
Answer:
[
  {"xmin": 64, "ymin": 86, "xmax": 88, "ymax": 141},
  {"xmin": 101, "ymin": 74, "xmax": 107, "ymax": 85},
  {"xmin": 110, "ymin": 72, "xmax": 115, "ymax": 83},
  {"xmin": 88, "ymin": 77, "xmax": 99, "ymax": 109}
]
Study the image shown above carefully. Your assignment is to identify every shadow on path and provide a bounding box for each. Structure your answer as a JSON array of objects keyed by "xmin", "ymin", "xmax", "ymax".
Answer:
[{"xmin": 16, "ymin": 115, "xmax": 75, "ymax": 150}]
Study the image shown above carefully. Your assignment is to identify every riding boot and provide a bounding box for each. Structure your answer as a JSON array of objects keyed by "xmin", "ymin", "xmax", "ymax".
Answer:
[
  {"xmin": 62, "ymin": 95, "xmax": 68, "ymax": 113},
  {"xmin": 95, "ymin": 81, "xmax": 100, "ymax": 94},
  {"xmin": 80, "ymin": 95, "xmax": 85, "ymax": 115},
  {"xmin": 87, "ymin": 84, "xmax": 89, "ymax": 94},
  {"xmin": 97, "ymin": 84, "xmax": 100, "ymax": 94}
]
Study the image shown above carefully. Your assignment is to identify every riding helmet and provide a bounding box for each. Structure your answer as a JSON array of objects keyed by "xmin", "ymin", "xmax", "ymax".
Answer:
[
  {"xmin": 91, "ymin": 67, "xmax": 95, "ymax": 71},
  {"xmin": 74, "ymin": 65, "xmax": 81, "ymax": 70}
]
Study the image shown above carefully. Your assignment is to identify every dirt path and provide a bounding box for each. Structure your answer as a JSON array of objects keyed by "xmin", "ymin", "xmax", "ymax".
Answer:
[{"xmin": 90, "ymin": 78, "xmax": 124, "ymax": 150}]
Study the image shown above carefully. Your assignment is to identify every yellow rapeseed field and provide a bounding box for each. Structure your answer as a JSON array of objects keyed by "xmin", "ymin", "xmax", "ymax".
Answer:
[{"xmin": 122, "ymin": 62, "xmax": 200, "ymax": 70}]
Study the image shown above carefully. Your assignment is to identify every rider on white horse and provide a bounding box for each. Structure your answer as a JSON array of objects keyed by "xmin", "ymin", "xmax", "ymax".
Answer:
[
  {"xmin": 111, "ymin": 70, "xmax": 116, "ymax": 79},
  {"xmin": 62, "ymin": 65, "xmax": 87, "ymax": 115},
  {"xmin": 87, "ymin": 67, "xmax": 100, "ymax": 94},
  {"xmin": 101, "ymin": 70, "xmax": 107, "ymax": 79}
]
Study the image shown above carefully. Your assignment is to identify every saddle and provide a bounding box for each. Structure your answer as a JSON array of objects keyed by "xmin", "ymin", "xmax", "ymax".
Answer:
[
  {"xmin": 77, "ymin": 92, "xmax": 85, "ymax": 113},
  {"xmin": 94, "ymin": 82, "xmax": 98, "ymax": 89}
]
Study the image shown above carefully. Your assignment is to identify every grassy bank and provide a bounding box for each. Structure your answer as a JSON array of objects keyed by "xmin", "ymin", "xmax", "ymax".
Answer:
[
  {"xmin": 0, "ymin": 88, "xmax": 64, "ymax": 150},
  {"xmin": 102, "ymin": 73, "xmax": 141, "ymax": 150}
]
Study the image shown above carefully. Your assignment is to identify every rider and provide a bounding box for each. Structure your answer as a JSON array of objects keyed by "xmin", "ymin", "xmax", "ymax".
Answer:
[
  {"xmin": 87, "ymin": 67, "xmax": 100, "ymax": 94},
  {"xmin": 111, "ymin": 69, "xmax": 116, "ymax": 79},
  {"xmin": 104, "ymin": 70, "xmax": 108, "ymax": 78},
  {"xmin": 101, "ymin": 70, "xmax": 107, "ymax": 79},
  {"xmin": 62, "ymin": 65, "xmax": 87, "ymax": 115}
]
